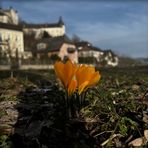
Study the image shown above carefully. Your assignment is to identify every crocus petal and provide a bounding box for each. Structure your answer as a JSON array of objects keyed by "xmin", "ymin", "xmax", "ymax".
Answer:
[
  {"xmin": 78, "ymin": 81, "xmax": 89, "ymax": 95},
  {"xmin": 88, "ymin": 72, "xmax": 101, "ymax": 87},
  {"xmin": 76, "ymin": 65, "xmax": 93, "ymax": 85},
  {"xmin": 54, "ymin": 61, "xmax": 66, "ymax": 87},
  {"xmin": 87, "ymin": 66, "xmax": 95, "ymax": 73},
  {"xmin": 54, "ymin": 60, "xmax": 77, "ymax": 94},
  {"xmin": 64, "ymin": 60, "xmax": 76, "ymax": 87},
  {"xmin": 76, "ymin": 65, "xmax": 101, "ymax": 94},
  {"xmin": 68, "ymin": 79, "xmax": 77, "ymax": 97},
  {"xmin": 76, "ymin": 65, "xmax": 90, "ymax": 86},
  {"xmin": 75, "ymin": 65, "xmax": 84, "ymax": 85}
]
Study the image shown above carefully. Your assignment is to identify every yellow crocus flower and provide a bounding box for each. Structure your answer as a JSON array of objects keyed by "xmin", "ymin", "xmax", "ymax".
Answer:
[
  {"xmin": 67, "ymin": 79, "xmax": 77, "ymax": 97},
  {"xmin": 54, "ymin": 60, "xmax": 77, "ymax": 96},
  {"xmin": 76, "ymin": 65, "xmax": 101, "ymax": 94},
  {"xmin": 54, "ymin": 60, "xmax": 100, "ymax": 96}
]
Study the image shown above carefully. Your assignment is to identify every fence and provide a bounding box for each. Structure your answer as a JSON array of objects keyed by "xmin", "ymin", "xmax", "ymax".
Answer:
[{"xmin": 0, "ymin": 58, "xmax": 54, "ymax": 70}]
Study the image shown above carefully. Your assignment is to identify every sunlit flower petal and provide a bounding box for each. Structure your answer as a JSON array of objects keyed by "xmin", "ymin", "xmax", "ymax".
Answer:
[
  {"xmin": 54, "ymin": 60, "xmax": 77, "ymax": 96},
  {"xmin": 68, "ymin": 79, "xmax": 77, "ymax": 97},
  {"xmin": 64, "ymin": 60, "xmax": 77, "ymax": 87},
  {"xmin": 88, "ymin": 71, "xmax": 101, "ymax": 87},
  {"xmin": 76, "ymin": 65, "xmax": 101, "ymax": 94},
  {"xmin": 54, "ymin": 60, "xmax": 100, "ymax": 96},
  {"xmin": 78, "ymin": 81, "xmax": 89, "ymax": 95},
  {"xmin": 54, "ymin": 61, "xmax": 65, "ymax": 86}
]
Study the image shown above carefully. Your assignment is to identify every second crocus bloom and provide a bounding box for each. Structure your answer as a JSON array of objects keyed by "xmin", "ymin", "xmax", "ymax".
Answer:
[{"xmin": 76, "ymin": 65, "xmax": 101, "ymax": 94}]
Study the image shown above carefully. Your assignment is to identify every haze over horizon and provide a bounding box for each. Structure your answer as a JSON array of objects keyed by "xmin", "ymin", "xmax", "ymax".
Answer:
[{"xmin": 1, "ymin": 0, "xmax": 148, "ymax": 58}]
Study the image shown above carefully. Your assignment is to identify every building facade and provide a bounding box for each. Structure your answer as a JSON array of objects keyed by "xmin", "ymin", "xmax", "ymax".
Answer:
[
  {"xmin": 0, "ymin": 7, "xmax": 19, "ymax": 25},
  {"xmin": 23, "ymin": 17, "xmax": 65, "ymax": 39},
  {"xmin": 76, "ymin": 41, "xmax": 119, "ymax": 67},
  {"xmin": 0, "ymin": 23, "xmax": 24, "ymax": 58},
  {"xmin": 36, "ymin": 35, "xmax": 78, "ymax": 63}
]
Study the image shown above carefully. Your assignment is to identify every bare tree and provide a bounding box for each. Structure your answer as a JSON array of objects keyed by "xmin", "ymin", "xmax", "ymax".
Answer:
[{"xmin": 72, "ymin": 34, "xmax": 81, "ymax": 43}]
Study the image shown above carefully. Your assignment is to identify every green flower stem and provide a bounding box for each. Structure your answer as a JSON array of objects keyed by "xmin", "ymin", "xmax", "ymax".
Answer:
[
  {"xmin": 65, "ymin": 90, "xmax": 88, "ymax": 119},
  {"xmin": 65, "ymin": 91, "xmax": 71, "ymax": 119}
]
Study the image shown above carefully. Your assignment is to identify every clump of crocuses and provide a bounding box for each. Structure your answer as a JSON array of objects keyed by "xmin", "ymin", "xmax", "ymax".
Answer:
[{"xmin": 54, "ymin": 60, "xmax": 101, "ymax": 118}]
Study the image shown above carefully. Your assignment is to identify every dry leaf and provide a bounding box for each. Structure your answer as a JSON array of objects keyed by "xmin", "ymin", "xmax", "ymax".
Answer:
[
  {"xmin": 144, "ymin": 130, "xmax": 148, "ymax": 141},
  {"xmin": 128, "ymin": 137, "xmax": 147, "ymax": 147}
]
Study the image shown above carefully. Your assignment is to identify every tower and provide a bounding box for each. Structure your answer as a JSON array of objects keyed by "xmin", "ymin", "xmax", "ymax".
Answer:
[{"xmin": 58, "ymin": 16, "xmax": 64, "ymax": 26}]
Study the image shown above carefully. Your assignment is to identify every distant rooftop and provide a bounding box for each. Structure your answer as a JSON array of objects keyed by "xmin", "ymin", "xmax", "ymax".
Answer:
[
  {"xmin": 0, "ymin": 11, "xmax": 5, "ymax": 16},
  {"xmin": 103, "ymin": 49, "xmax": 117, "ymax": 57},
  {"xmin": 0, "ymin": 7, "xmax": 17, "ymax": 15},
  {"xmin": 0, "ymin": 22, "xmax": 22, "ymax": 31},
  {"xmin": 76, "ymin": 41, "xmax": 102, "ymax": 52},
  {"xmin": 75, "ymin": 41, "xmax": 92, "ymax": 47},
  {"xmin": 23, "ymin": 17, "xmax": 64, "ymax": 29},
  {"xmin": 36, "ymin": 35, "xmax": 75, "ymax": 52}
]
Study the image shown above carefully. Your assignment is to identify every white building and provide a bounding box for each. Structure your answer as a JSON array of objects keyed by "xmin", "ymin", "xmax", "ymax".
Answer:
[
  {"xmin": 23, "ymin": 17, "xmax": 65, "ymax": 39},
  {"xmin": 0, "ymin": 22, "xmax": 24, "ymax": 58},
  {"xmin": 76, "ymin": 41, "xmax": 119, "ymax": 67},
  {"xmin": 0, "ymin": 7, "xmax": 19, "ymax": 25},
  {"xmin": 36, "ymin": 35, "xmax": 78, "ymax": 64},
  {"xmin": 103, "ymin": 50, "xmax": 119, "ymax": 67}
]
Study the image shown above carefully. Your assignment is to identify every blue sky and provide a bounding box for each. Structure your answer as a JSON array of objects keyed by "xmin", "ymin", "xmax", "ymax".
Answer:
[{"xmin": 1, "ymin": 0, "xmax": 148, "ymax": 58}]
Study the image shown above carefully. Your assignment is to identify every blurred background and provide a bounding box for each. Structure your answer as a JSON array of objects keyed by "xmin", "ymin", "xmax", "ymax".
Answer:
[{"xmin": 0, "ymin": 0, "xmax": 148, "ymax": 69}]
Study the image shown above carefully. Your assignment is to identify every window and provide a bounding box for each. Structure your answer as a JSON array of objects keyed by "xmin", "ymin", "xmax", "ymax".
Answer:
[{"xmin": 37, "ymin": 43, "xmax": 46, "ymax": 50}]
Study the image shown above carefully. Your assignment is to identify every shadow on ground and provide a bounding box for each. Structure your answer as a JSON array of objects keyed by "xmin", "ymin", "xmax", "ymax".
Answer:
[{"xmin": 7, "ymin": 71, "xmax": 97, "ymax": 148}]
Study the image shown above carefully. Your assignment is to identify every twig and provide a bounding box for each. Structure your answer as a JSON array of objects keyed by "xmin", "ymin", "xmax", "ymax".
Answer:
[
  {"xmin": 125, "ymin": 135, "xmax": 133, "ymax": 143},
  {"xmin": 93, "ymin": 130, "xmax": 113, "ymax": 138},
  {"xmin": 141, "ymin": 90, "xmax": 148, "ymax": 100},
  {"xmin": 101, "ymin": 133, "xmax": 123, "ymax": 147}
]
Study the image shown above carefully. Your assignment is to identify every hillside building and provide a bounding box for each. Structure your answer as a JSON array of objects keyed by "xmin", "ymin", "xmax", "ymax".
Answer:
[
  {"xmin": 76, "ymin": 41, "xmax": 118, "ymax": 67},
  {"xmin": 23, "ymin": 17, "xmax": 65, "ymax": 39},
  {"xmin": 0, "ymin": 7, "xmax": 118, "ymax": 67},
  {"xmin": 0, "ymin": 22, "xmax": 24, "ymax": 58},
  {"xmin": 0, "ymin": 7, "xmax": 19, "ymax": 25},
  {"xmin": 35, "ymin": 35, "xmax": 78, "ymax": 63}
]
